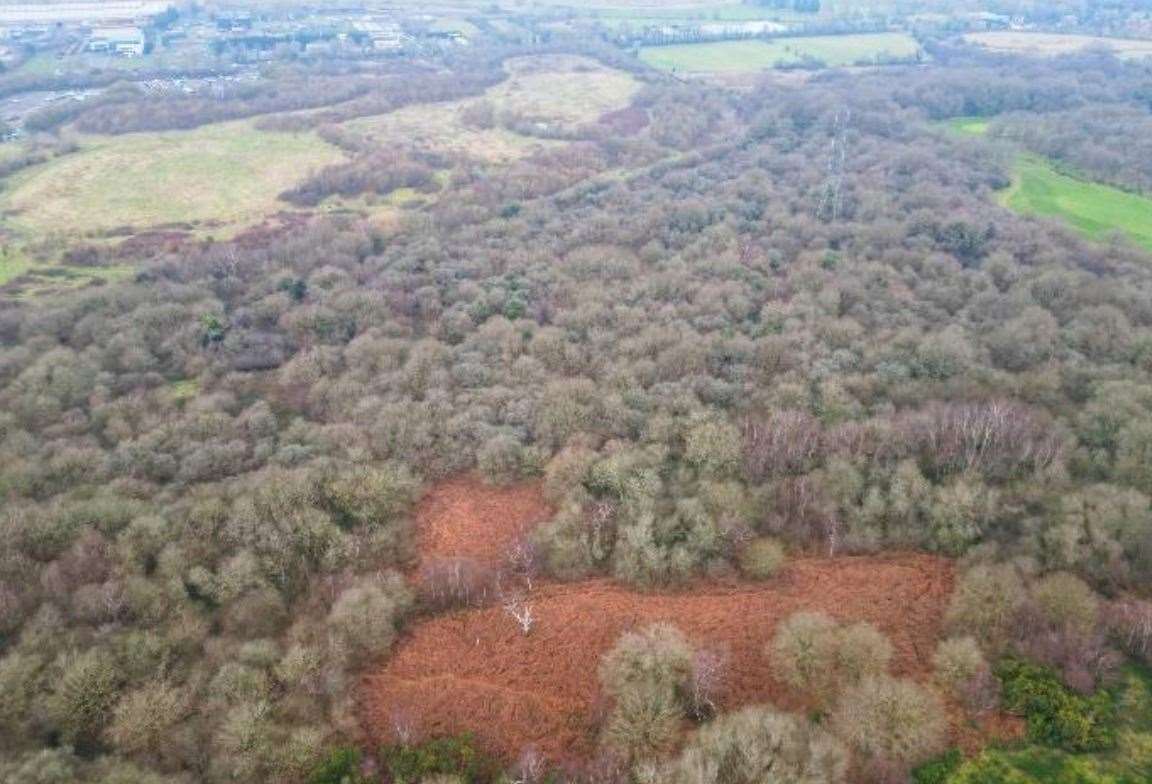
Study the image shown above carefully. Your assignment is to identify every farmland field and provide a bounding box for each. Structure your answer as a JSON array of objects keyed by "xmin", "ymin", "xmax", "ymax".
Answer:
[
  {"xmin": 344, "ymin": 55, "xmax": 640, "ymax": 162},
  {"xmin": 0, "ymin": 120, "xmax": 344, "ymax": 236},
  {"xmin": 639, "ymin": 32, "xmax": 921, "ymax": 71},
  {"xmin": 585, "ymin": 3, "xmax": 800, "ymax": 26},
  {"xmin": 1001, "ymin": 155, "xmax": 1152, "ymax": 251},
  {"xmin": 965, "ymin": 31, "xmax": 1152, "ymax": 60}
]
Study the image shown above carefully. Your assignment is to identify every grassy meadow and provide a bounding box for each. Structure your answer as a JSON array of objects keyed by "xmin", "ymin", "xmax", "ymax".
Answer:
[
  {"xmin": 1, "ymin": 120, "xmax": 344, "ymax": 236},
  {"xmin": 639, "ymin": 33, "xmax": 921, "ymax": 72},
  {"xmin": 0, "ymin": 245, "xmax": 33, "ymax": 286},
  {"xmin": 346, "ymin": 55, "xmax": 640, "ymax": 162},
  {"xmin": 965, "ymin": 31, "xmax": 1152, "ymax": 60},
  {"xmin": 1001, "ymin": 156, "xmax": 1152, "ymax": 251},
  {"xmin": 942, "ymin": 117, "xmax": 1152, "ymax": 251},
  {"xmin": 0, "ymin": 53, "xmax": 642, "ymax": 298},
  {"xmin": 945, "ymin": 116, "xmax": 991, "ymax": 136}
]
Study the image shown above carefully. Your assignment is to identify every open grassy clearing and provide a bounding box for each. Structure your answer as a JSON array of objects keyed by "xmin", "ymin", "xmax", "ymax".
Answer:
[
  {"xmin": 639, "ymin": 32, "xmax": 921, "ymax": 71},
  {"xmin": 344, "ymin": 55, "xmax": 640, "ymax": 162},
  {"xmin": 945, "ymin": 116, "xmax": 991, "ymax": 136},
  {"xmin": 0, "ymin": 120, "xmax": 344, "ymax": 237},
  {"xmin": 496, "ymin": 55, "xmax": 641, "ymax": 127},
  {"xmin": 345, "ymin": 109, "xmax": 556, "ymax": 164},
  {"xmin": 15, "ymin": 48, "xmax": 210, "ymax": 77},
  {"xmin": 941, "ymin": 117, "xmax": 1152, "ymax": 251},
  {"xmin": 578, "ymin": 3, "xmax": 790, "ymax": 19},
  {"xmin": 965, "ymin": 32, "xmax": 1152, "ymax": 60},
  {"xmin": 1001, "ymin": 155, "xmax": 1152, "ymax": 251},
  {"xmin": 0, "ymin": 245, "xmax": 33, "ymax": 285},
  {"xmin": 581, "ymin": 3, "xmax": 800, "ymax": 27},
  {"xmin": 4, "ymin": 262, "xmax": 135, "ymax": 299}
]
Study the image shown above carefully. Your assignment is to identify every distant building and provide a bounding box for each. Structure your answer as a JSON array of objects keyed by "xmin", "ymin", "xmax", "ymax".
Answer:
[
  {"xmin": 215, "ymin": 12, "xmax": 253, "ymax": 33},
  {"xmin": 88, "ymin": 25, "xmax": 145, "ymax": 56},
  {"xmin": 354, "ymin": 17, "xmax": 405, "ymax": 50},
  {"xmin": 965, "ymin": 12, "xmax": 1011, "ymax": 31}
]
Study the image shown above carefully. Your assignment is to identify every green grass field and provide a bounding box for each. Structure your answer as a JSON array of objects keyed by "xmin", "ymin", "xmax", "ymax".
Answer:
[
  {"xmin": 1, "ymin": 120, "xmax": 344, "ymax": 237},
  {"xmin": 639, "ymin": 33, "xmax": 921, "ymax": 72},
  {"xmin": 941, "ymin": 117, "xmax": 1152, "ymax": 251},
  {"xmin": 0, "ymin": 246, "xmax": 33, "ymax": 286},
  {"xmin": 1002, "ymin": 156, "xmax": 1152, "ymax": 251},
  {"xmin": 16, "ymin": 48, "xmax": 211, "ymax": 77},
  {"xmin": 945, "ymin": 116, "xmax": 991, "ymax": 136}
]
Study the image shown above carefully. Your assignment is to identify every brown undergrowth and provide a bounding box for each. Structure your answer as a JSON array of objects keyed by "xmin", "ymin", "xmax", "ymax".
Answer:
[{"xmin": 362, "ymin": 477, "xmax": 1013, "ymax": 764}]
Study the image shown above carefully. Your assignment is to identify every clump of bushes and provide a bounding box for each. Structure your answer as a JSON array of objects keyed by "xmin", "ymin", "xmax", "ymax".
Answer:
[
  {"xmin": 933, "ymin": 636, "xmax": 999, "ymax": 712},
  {"xmin": 997, "ymin": 659, "xmax": 1117, "ymax": 753},
  {"xmin": 737, "ymin": 537, "xmax": 786, "ymax": 579},
  {"xmin": 832, "ymin": 675, "xmax": 947, "ymax": 769},
  {"xmin": 307, "ymin": 747, "xmax": 370, "ymax": 784},
  {"xmin": 379, "ymin": 734, "xmax": 497, "ymax": 784},
  {"xmin": 599, "ymin": 623, "xmax": 694, "ymax": 761},
  {"xmin": 911, "ymin": 748, "xmax": 962, "ymax": 784},
  {"xmin": 664, "ymin": 705, "xmax": 848, "ymax": 784},
  {"xmin": 771, "ymin": 611, "xmax": 892, "ymax": 710}
]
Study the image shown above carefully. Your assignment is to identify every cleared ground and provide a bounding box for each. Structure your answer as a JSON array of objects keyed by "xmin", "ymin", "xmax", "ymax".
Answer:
[
  {"xmin": 965, "ymin": 31, "xmax": 1152, "ymax": 60},
  {"xmin": 639, "ymin": 33, "xmax": 921, "ymax": 71},
  {"xmin": 363, "ymin": 478, "xmax": 961, "ymax": 763},
  {"xmin": 1, "ymin": 120, "xmax": 344, "ymax": 236},
  {"xmin": 1002, "ymin": 155, "xmax": 1152, "ymax": 251},
  {"xmin": 344, "ymin": 55, "xmax": 640, "ymax": 163}
]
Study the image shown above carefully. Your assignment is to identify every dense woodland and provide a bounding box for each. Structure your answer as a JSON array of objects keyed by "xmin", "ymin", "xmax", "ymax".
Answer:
[{"xmin": 2, "ymin": 36, "xmax": 1152, "ymax": 784}]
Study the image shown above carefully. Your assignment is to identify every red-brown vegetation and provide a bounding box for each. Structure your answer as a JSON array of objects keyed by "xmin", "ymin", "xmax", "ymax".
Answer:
[
  {"xmin": 413, "ymin": 476, "xmax": 554, "ymax": 574},
  {"xmin": 364, "ymin": 480, "xmax": 958, "ymax": 763}
]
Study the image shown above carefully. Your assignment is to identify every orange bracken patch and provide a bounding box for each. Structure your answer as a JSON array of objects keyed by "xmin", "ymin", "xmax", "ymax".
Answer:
[
  {"xmin": 413, "ymin": 475, "xmax": 555, "ymax": 574},
  {"xmin": 364, "ymin": 545, "xmax": 956, "ymax": 762}
]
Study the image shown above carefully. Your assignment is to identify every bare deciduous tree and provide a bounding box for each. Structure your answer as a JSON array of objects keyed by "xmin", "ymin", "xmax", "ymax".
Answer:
[
  {"xmin": 903, "ymin": 400, "xmax": 1063, "ymax": 481},
  {"xmin": 742, "ymin": 410, "xmax": 823, "ymax": 481},
  {"xmin": 503, "ymin": 594, "xmax": 536, "ymax": 635},
  {"xmin": 511, "ymin": 747, "xmax": 546, "ymax": 784},
  {"xmin": 1108, "ymin": 599, "xmax": 1152, "ymax": 663},
  {"xmin": 687, "ymin": 647, "xmax": 727, "ymax": 721},
  {"xmin": 390, "ymin": 706, "xmax": 419, "ymax": 745},
  {"xmin": 506, "ymin": 533, "xmax": 541, "ymax": 592},
  {"xmin": 418, "ymin": 557, "xmax": 494, "ymax": 611}
]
